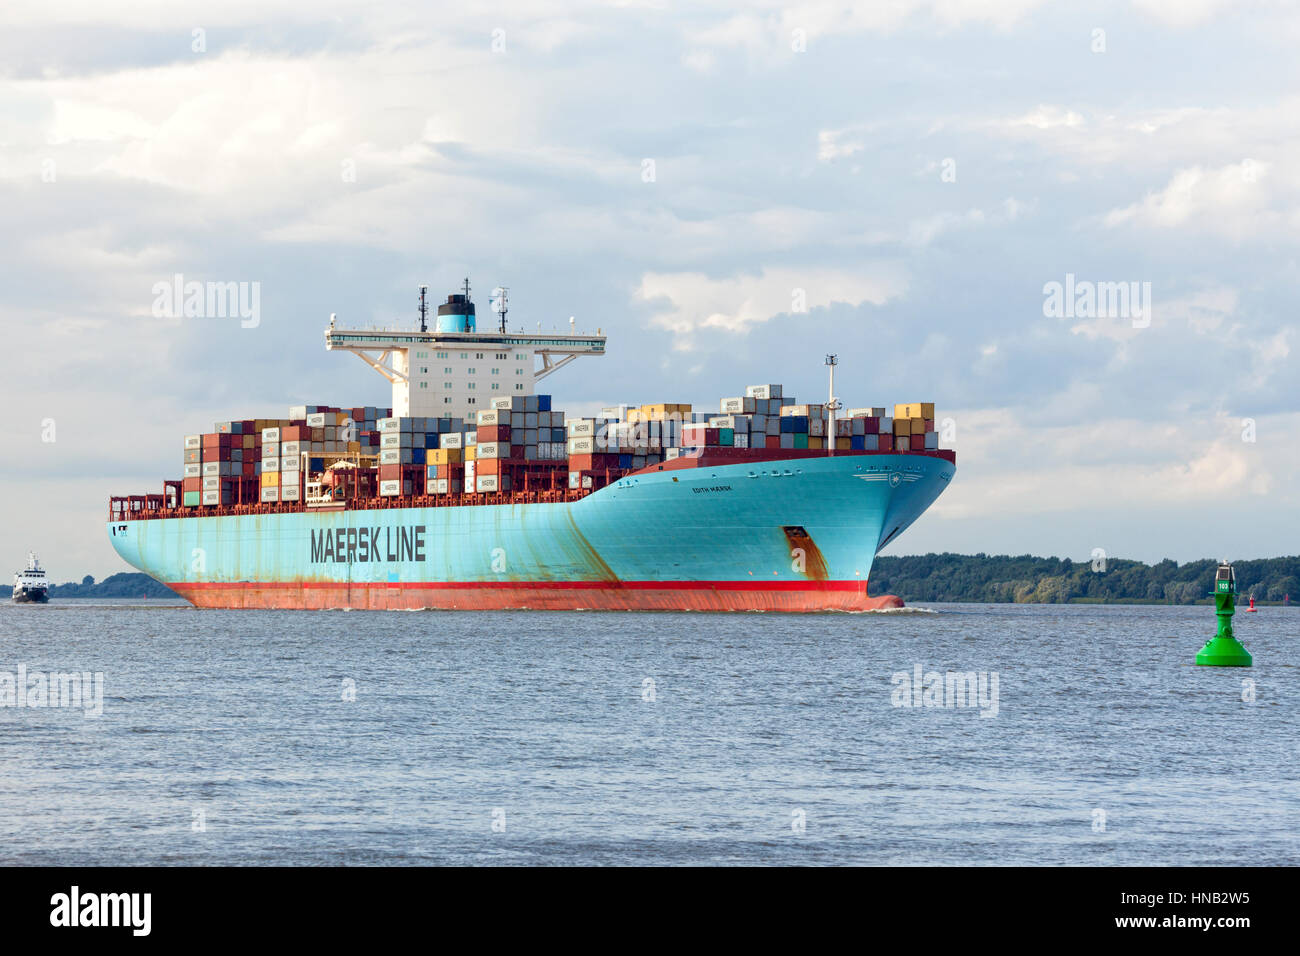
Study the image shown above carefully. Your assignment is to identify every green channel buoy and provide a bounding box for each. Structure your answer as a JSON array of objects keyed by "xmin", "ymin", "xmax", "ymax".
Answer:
[{"xmin": 1196, "ymin": 561, "xmax": 1252, "ymax": 667}]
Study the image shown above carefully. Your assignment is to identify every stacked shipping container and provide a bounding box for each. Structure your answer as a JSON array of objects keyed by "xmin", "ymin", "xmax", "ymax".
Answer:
[{"xmin": 164, "ymin": 387, "xmax": 943, "ymax": 511}]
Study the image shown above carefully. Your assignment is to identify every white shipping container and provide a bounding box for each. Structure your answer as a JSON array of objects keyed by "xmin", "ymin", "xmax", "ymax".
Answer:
[
  {"xmin": 377, "ymin": 417, "xmax": 400, "ymax": 432},
  {"xmin": 567, "ymin": 436, "xmax": 596, "ymax": 455},
  {"xmin": 379, "ymin": 479, "xmax": 404, "ymax": 497},
  {"xmin": 281, "ymin": 455, "xmax": 301, "ymax": 471},
  {"xmin": 566, "ymin": 418, "xmax": 596, "ymax": 437},
  {"xmin": 477, "ymin": 441, "xmax": 506, "ymax": 459},
  {"xmin": 263, "ymin": 457, "xmax": 281, "ymax": 472},
  {"xmin": 441, "ymin": 433, "xmax": 463, "ymax": 449},
  {"xmin": 184, "ymin": 434, "xmax": 202, "ymax": 450},
  {"xmin": 260, "ymin": 487, "xmax": 279, "ymax": 503},
  {"xmin": 281, "ymin": 441, "xmax": 301, "ymax": 458},
  {"xmin": 477, "ymin": 410, "xmax": 503, "ymax": 426},
  {"xmin": 745, "ymin": 384, "xmax": 783, "ymax": 399},
  {"xmin": 261, "ymin": 427, "xmax": 280, "ymax": 442},
  {"xmin": 720, "ymin": 397, "xmax": 756, "ymax": 414},
  {"xmin": 183, "ymin": 463, "xmax": 202, "ymax": 478},
  {"xmin": 281, "ymin": 484, "xmax": 301, "ymax": 501}
]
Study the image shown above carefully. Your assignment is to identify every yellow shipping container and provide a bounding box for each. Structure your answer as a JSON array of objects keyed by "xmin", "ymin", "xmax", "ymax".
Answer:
[
  {"xmin": 637, "ymin": 403, "xmax": 693, "ymax": 421},
  {"xmin": 429, "ymin": 448, "xmax": 463, "ymax": 465},
  {"xmin": 809, "ymin": 436, "xmax": 824, "ymax": 449},
  {"xmin": 894, "ymin": 402, "xmax": 936, "ymax": 421},
  {"xmin": 348, "ymin": 441, "xmax": 360, "ymax": 453},
  {"xmin": 836, "ymin": 437, "xmax": 851, "ymax": 450},
  {"xmin": 261, "ymin": 471, "xmax": 280, "ymax": 488},
  {"xmin": 894, "ymin": 418, "xmax": 913, "ymax": 436},
  {"xmin": 464, "ymin": 446, "xmax": 477, "ymax": 461},
  {"xmin": 909, "ymin": 418, "xmax": 926, "ymax": 435}
]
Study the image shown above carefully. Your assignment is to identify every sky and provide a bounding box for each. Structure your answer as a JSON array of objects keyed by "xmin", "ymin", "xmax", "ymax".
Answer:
[{"xmin": 2, "ymin": 0, "xmax": 1298, "ymax": 580}]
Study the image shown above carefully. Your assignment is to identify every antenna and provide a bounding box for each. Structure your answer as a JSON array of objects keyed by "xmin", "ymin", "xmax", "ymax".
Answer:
[
  {"xmin": 418, "ymin": 286, "xmax": 428, "ymax": 333},
  {"xmin": 462, "ymin": 276, "xmax": 471, "ymax": 301},
  {"xmin": 825, "ymin": 354, "xmax": 841, "ymax": 458},
  {"xmin": 493, "ymin": 286, "xmax": 509, "ymax": 334}
]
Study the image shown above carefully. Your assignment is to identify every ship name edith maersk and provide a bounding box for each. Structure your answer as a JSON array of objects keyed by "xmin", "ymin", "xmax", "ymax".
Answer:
[{"xmin": 106, "ymin": 282, "xmax": 956, "ymax": 611}]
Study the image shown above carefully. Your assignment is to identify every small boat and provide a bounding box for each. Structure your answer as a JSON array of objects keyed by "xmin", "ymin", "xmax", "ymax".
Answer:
[{"xmin": 12, "ymin": 553, "xmax": 50, "ymax": 604}]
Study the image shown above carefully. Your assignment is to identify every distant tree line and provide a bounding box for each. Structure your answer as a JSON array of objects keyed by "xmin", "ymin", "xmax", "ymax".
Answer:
[
  {"xmin": 870, "ymin": 554, "xmax": 1300, "ymax": 604},
  {"xmin": 2, "ymin": 572, "xmax": 178, "ymax": 599}
]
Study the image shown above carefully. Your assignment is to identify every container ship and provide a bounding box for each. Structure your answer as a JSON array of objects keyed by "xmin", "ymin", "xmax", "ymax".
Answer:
[{"xmin": 107, "ymin": 283, "xmax": 956, "ymax": 611}]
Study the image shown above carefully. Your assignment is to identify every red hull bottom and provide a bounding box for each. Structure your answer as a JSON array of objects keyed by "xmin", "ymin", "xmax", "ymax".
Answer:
[{"xmin": 169, "ymin": 580, "xmax": 905, "ymax": 613}]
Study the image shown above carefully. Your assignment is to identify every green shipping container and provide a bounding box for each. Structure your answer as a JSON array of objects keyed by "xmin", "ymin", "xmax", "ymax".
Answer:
[
  {"xmin": 793, "ymin": 433, "xmax": 809, "ymax": 449},
  {"xmin": 720, "ymin": 428, "xmax": 734, "ymax": 446},
  {"xmin": 183, "ymin": 491, "xmax": 201, "ymax": 507}
]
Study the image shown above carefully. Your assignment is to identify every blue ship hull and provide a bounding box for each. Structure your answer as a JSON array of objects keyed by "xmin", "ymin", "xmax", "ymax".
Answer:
[{"xmin": 107, "ymin": 453, "xmax": 954, "ymax": 611}]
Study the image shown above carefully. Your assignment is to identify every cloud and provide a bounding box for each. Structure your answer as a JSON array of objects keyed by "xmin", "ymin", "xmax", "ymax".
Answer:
[
  {"xmin": 1103, "ymin": 161, "xmax": 1284, "ymax": 238},
  {"xmin": 637, "ymin": 266, "xmax": 908, "ymax": 342}
]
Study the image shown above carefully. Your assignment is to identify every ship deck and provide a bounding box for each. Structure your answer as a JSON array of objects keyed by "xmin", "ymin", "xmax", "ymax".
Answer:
[{"xmin": 109, "ymin": 447, "xmax": 956, "ymax": 523}]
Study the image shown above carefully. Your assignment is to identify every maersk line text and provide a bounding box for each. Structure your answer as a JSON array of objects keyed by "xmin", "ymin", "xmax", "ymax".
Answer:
[{"xmin": 310, "ymin": 525, "xmax": 426, "ymax": 563}]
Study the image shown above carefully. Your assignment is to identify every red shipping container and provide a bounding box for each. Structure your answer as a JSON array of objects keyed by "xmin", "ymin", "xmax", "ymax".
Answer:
[
  {"xmin": 683, "ymin": 426, "xmax": 719, "ymax": 446},
  {"xmin": 242, "ymin": 461, "xmax": 255, "ymax": 477},
  {"xmin": 862, "ymin": 417, "xmax": 880, "ymax": 434},
  {"xmin": 203, "ymin": 433, "xmax": 232, "ymax": 448},
  {"xmin": 182, "ymin": 477, "xmax": 201, "ymax": 492},
  {"xmin": 478, "ymin": 425, "xmax": 511, "ymax": 444},
  {"xmin": 379, "ymin": 464, "xmax": 403, "ymax": 481},
  {"xmin": 765, "ymin": 435, "xmax": 781, "ymax": 449},
  {"xmin": 923, "ymin": 419, "xmax": 934, "ymax": 432},
  {"xmin": 879, "ymin": 434, "xmax": 894, "ymax": 451}
]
